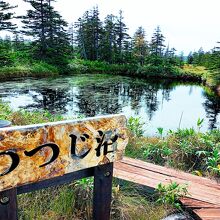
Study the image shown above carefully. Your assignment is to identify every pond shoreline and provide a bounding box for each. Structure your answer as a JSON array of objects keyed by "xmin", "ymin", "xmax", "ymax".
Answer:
[{"xmin": 1, "ymin": 61, "xmax": 218, "ymax": 94}]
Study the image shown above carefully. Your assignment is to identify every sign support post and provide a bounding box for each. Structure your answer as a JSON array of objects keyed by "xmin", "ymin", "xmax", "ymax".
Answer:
[
  {"xmin": 93, "ymin": 162, "xmax": 113, "ymax": 220},
  {"xmin": 0, "ymin": 188, "xmax": 17, "ymax": 220}
]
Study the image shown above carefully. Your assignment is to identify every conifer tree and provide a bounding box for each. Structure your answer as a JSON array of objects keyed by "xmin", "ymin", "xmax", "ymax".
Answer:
[
  {"xmin": 0, "ymin": 1, "xmax": 17, "ymax": 31},
  {"xmin": 20, "ymin": 0, "xmax": 70, "ymax": 66},
  {"xmin": 132, "ymin": 26, "xmax": 148, "ymax": 65},
  {"xmin": 74, "ymin": 7, "xmax": 102, "ymax": 60},
  {"xmin": 114, "ymin": 10, "xmax": 130, "ymax": 63},
  {"xmin": 187, "ymin": 52, "xmax": 194, "ymax": 64},
  {"xmin": 0, "ymin": 35, "xmax": 13, "ymax": 66},
  {"xmin": 150, "ymin": 26, "xmax": 165, "ymax": 57},
  {"xmin": 100, "ymin": 14, "xmax": 117, "ymax": 63},
  {"xmin": 68, "ymin": 23, "xmax": 75, "ymax": 57}
]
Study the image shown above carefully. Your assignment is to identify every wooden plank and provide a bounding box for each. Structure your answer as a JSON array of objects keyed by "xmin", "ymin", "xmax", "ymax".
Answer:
[
  {"xmin": 114, "ymin": 161, "xmax": 220, "ymax": 205},
  {"xmin": 0, "ymin": 188, "xmax": 17, "ymax": 220},
  {"xmin": 114, "ymin": 168, "xmax": 220, "ymax": 220},
  {"xmin": 0, "ymin": 114, "xmax": 128, "ymax": 192},
  {"xmin": 114, "ymin": 158, "xmax": 220, "ymax": 219},
  {"xmin": 193, "ymin": 208, "xmax": 220, "ymax": 220},
  {"xmin": 114, "ymin": 162, "xmax": 220, "ymax": 197},
  {"xmin": 93, "ymin": 163, "xmax": 113, "ymax": 220},
  {"xmin": 180, "ymin": 198, "xmax": 220, "ymax": 209},
  {"xmin": 121, "ymin": 157, "xmax": 220, "ymax": 190}
]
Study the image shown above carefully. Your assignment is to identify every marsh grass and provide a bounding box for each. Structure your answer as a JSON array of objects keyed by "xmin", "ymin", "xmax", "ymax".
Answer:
[
  {"xmin": 0, "ymin": 62, "xmax": 59, "ymax": 79},
  {"xmin": 0, "ymin": 100, "xmax": 64, "ymax": 125},
  {"xmin": 126, "ymin": 127, "xmax": 220, "ymax": 177},
  {"xmin": 18, "ymin": 182, "xmax": 91, "ymax": 220},
  {"xmin": 180, "ymin": 64, "xmax": 209, "ymax": 79},
  {"xmin": 18, "ymin": 179, "xmax": 171, "ymax": 220},
  {"xmin": 1, "ymin": 58, "xmax": 219, "ymax": 91}
]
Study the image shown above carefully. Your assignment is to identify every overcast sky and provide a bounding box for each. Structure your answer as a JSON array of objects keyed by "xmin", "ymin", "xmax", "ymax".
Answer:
[{"xmin": 7, "ymin": 0, "xmax": 220, "ymax": 54}]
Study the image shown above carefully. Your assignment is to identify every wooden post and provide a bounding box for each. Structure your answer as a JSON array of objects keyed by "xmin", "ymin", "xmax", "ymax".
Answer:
[
  {"xmin": 0, "ymin": 188, "xmax": 17, "ymax": 220},
  {"xmin": 93, "ymin": 163, "xmax": 113, "ymax": 220}
]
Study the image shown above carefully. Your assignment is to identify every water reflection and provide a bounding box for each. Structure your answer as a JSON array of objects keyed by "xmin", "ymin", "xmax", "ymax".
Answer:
[
  {"xmin": 203, "ymin": 91, "xmax": 220, "ymax": 129},
  {"xmin": 26, "ymin": 88, "xmax": 72, "ymax": 114},
  {"xmin": 0, "ymin": 75, "xmax": 219, "ymax": 135}
]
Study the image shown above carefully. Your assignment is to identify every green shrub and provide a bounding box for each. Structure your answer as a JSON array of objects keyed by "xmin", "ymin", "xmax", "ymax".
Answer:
[
  {"xmin": 0, "ymin": 62, "xmax": 58, "ymax": 79},
  {"xmin": 31, "ymin": 61, "xmax": 59, "ymax": 76},
  {"xmin": 0, "ymin": 100, "xmax": 63, "ymax": 125},
  {"xmin": 127, "ymin": 116, "xmax": 144, "ymax": 137},
  {"xmin": 156, "ymin": 182, "xmax": 188, "ymax": 209}
]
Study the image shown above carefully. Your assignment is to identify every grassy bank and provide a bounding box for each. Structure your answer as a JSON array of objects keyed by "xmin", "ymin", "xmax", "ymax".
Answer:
[
  {"xmin": 0, "ymin": 58, "xmax": 216, "ymax": 85},
  {"xmin": 0, "ymin": 61, "xmax": 59, "ymax": 79},
  {"xmin": 68, "ymin": 59, "xmax": 219, "ymax": 87}
]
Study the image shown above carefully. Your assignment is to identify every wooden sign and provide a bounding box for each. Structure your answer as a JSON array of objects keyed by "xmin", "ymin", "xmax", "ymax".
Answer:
[{"xmin": 0, "ymin": 114, "xmax": 128, "ymax": 192}]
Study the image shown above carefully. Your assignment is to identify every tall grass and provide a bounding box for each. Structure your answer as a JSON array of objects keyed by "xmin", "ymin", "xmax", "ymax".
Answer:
[
  {"xmin": 127, "ymin": 121, "xmax": 220, "ymax": 177},
  {"xmin": 0, "ymin": 62, "xmax": 59, "ymax": 79},
  {"xmin": 68, "ymin": 59, "xmax": 214, "ymax": 84}
]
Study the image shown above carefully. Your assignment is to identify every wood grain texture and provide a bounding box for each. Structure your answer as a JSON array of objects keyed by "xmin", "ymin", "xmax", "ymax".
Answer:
[{"xmin": 114, "ymin": 157, "xmax": 220, "ymax": 220}]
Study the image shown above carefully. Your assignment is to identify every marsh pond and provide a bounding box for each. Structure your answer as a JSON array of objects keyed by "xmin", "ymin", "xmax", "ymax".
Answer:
[{"xmin": 0, "ymin": 74, "xmax": 220, "ymax": 135}]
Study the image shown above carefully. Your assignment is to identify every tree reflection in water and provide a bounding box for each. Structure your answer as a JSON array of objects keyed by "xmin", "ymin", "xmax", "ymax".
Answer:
[
  {"xmin": 0, "ymin": 75, "xmax": 219, "ymax": 132},
  {"xmin": 203, "ymin": 91, "xmax": 220, "ymax": 129}
]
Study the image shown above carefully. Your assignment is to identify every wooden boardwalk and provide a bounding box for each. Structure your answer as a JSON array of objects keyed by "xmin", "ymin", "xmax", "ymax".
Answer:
[{"xmin": 113, "ymin": 157, "xmax": 220, "ymax": 220}]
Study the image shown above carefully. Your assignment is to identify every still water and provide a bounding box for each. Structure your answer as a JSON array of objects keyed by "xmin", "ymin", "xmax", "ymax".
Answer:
[{"xmin": 0, "ymin": 74, "xmax": 220, "ymax": 135}]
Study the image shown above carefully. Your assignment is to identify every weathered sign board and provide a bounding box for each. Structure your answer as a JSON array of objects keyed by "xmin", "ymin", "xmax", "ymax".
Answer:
[{"xmin": 0, "ymin": 114, "xmax": 128, "ymax": 192}]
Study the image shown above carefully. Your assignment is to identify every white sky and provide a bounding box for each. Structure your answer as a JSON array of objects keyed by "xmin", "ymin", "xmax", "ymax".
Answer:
[{"xmin": 5, "ymin": 0, "xmax": 220, "ymax": 54}]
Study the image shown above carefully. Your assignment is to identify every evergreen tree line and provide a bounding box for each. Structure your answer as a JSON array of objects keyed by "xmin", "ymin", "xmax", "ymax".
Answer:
[
  {"xmin": 0, "ymin": 0, "xmax": 70, "ymax": 69},
  {"xmin": 0, "ymin": 1, "xmax": 183, "ymax": 69},
  {"xmin": 187, "ymin": 44, "xmax": 220, "ymax": 73},
  {"xmin": 74, "ymin": 7, "xmax": 183, "ymax": 68},
  {"xmin": 0, "ymin": 0, "xmax": 219, "ymax": 76}
]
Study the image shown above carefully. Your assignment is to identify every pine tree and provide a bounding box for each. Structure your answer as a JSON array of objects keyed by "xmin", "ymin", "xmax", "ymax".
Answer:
[
  {"xmin": 178, "ymin": 51, "xmax": 185, "ymax": 66},
  {"xmin": 164, "ymin": 45, "xmax": 178, "ymax": 65},
  {"xmin": 0, "ymin": 35, "xmax": 13, "ymax": 66},
  {"xmin": 0, "ymin": 0, "xmax": 17, "ymax": 31},
  {"xmin": 187, "ymin": 52, "xmax": 194, "ymax": 64},
  {"xmin": 20, "ymin": 0, "xmax": 70, "ymax": 66},
  {"xmin": 12, "ymin": 31, "xmax": 30, "ymax": 59},
  {"xmin": 46, "ymin": 5, "xmax": 70, "ymax": 66},
  {"xmin": 68, "ymin": 23, "xmax": 75, "ymax": 57},
  {"xmin": 150, "ymin": 26, "xmax": 165, "ymax": 57},
  {"xmin": 91, "ymin": 6, "xmax": 102, "ymax": 60},
  {"xmin": 100, "ymin": 14, "xmax": 117, "ymax": 63},
  {"xmin": 123, "ymin": 40, "xmax": 133, "ymax": 64},
  {"xmin": 210, "ymin": 42, "xmax": 220, "ymax": 71},
  {"xmin": 114, "ymin": 10, "xmax": 130, "ymax": 63},
  {"xmin": 74, "ymin": 7, "xmax": 102, "ymax": 61},
  {"xmin": 132, "ymin": 26, "xmax": 148, "ymax": 65},
  {"xmin": 20, "ymin": 0, "xmax": 49, "ymax": 59},
  {"xmin": 194, "ymin": 47, "xmax": 205, "ymax": 65}
]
